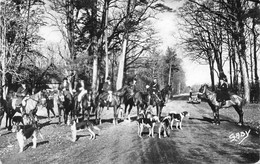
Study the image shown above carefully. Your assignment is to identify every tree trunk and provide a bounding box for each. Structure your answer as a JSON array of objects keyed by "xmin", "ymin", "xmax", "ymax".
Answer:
[
  {"xmin": 168, "ymin": 62, "xmax": 172, "ymax": 85},
  {"xmin": 66, "ymin": 0, "xmax": 75, "ymax": 60},
  {"xmin": 105, "ymin": 0, "xmax": 109, "ymax": 79},
  {"xmin": 252, "ymin": 3, "xmax": 259, "ymax": 102},
  {"xmin": 116, "ymin": 0, "xmax": 131, "ymax": 90},
  {"xmin": 116, "ymin": 39, "xmax": 127, "ymax": 90},
  {"xmin": 0, "ymin": 2, "xmax": 7, "ymax": 100},
  {"xmin": 209, "ymin": 59, "xmax": 215, "ymax": 91},
  {"xmin": 91, "ymin": 0, "xmax": 99, "ymax": 93},
  {"xmin": 236, "ymin": 0, "xmax": 250, "ymax": 102}
]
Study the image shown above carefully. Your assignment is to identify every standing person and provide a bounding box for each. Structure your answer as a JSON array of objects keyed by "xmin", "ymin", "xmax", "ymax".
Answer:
[
  {"xmin": 189, "ymin": 86, "xmax": 193, "ymax": 102},
  {"xmin": 217, "ymin": 73, "xmax": 229, "ymax": 106}
]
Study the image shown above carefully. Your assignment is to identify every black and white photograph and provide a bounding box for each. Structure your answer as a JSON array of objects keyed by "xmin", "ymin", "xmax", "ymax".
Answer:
[{"xmin": 0, "ymin": 0, "xmax": 259, "ymax": 163}]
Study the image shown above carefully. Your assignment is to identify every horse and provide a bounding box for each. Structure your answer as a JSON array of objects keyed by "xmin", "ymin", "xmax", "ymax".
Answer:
[
  {"xmin": 22, "ymin": 90, "xmax": 44, "ymax": 126},
  {"xmin": 0, "ymin": 93, "xmax": 17, "ymax": 130},
  {"xmin": 118, "ymin": 86, "xmax": 136, "ymax": 120},
  {"xmin": 80, "ymin": 91, "xmax": 95, "ymax": 121},
  {"xmin": 57, "ymin": 90, "xmax": 74, "ymax": 125},
  {"xmin": 133, "ymin": 91, "xmax": 149, "ymax": 118},
  {"xmin": 160, "ymin": 84, "xmax": 172, "ymax": 103},
  {"xmin": 199, "ymin": 84, "xmax": 245, "ymax": 125},
  {"xmin": 95, "ymin": 90, "xmax": 123, "ymax": 125}
]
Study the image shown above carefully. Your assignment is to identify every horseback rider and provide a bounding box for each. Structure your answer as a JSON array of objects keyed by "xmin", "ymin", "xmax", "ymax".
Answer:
[
  {"xmin": 13, "ymin": 83, "xmax": 29, "ymax": 113},
  {"xmin": 150, "ymin": 78, "xmax": 160, "ymax": 95},
  {"xmin": 101, "ymin": 76, "xmax": 113, "ymax": 110},
  {"xmin": 127, "ymin": 77, "xmax": 137, "ymax": 97},
  {"xmin": 59, "ymin": 78, "xmax": 70, "ymax": 93},
  {"xmin": 76, "ymin": 79, "xmax": 88, "ymax": 109},
  {"xmin": 148, "ymin": 78, "xmax": 160, "ymax": 105},
  {"xmin": 217, "ymin": 72, "xmax": 230, "ymax": 106}
]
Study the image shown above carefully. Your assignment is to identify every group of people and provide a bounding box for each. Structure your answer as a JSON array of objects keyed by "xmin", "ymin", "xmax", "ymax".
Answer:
[
  {"xmin": 12, "ymin": 69, "xmax": 231, "ymax": 115},
  {"xmin": 58, "ymin": 71, "xmax": 164, "ymax": 112}
]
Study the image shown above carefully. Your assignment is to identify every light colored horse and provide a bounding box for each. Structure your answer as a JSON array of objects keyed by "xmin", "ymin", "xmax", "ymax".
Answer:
[
  {"xmin": 199, "ymin": 84, "xmax": 245, "ymax": 126},
  {"xmin": 22, "ymin": 91, "xmax": 43, "ymax": 126}
]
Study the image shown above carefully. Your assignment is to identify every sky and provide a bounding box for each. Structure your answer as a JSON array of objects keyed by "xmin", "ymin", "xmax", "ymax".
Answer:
[
  {"xmin": 153, "ymin": 0, "xmax": 212, "ymax": 86},
  {"xmin": 38, "ymin": 0, "xmax": 212, "ymax": 86}
]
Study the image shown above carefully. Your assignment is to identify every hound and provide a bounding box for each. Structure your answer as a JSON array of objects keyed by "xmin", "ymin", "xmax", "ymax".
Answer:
[
  {"xmin": 168, "ymin": 111, "xmax": 190, "ymax": 130},
  {"xmin": 137, "ymin": 110, "xmax": 159, "ymax": 138},
  {"xmin": 71, "ymin": 120, "xmax": 100, "ymax": 142},
  {"xmin": 16, "ymin": 125, "xmax": 44, "ymax": 153},
  {"xmin": 158, "ymin": 116, "xmax": 171, "ymax": 139}
]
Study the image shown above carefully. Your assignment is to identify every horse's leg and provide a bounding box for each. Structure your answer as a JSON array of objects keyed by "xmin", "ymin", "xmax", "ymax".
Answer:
[
  {"xmin": 58, "ymin": 106, "xmax": 62, "ymax": 124},
  {"xmin": 113, "ymin": 106, "xmax": 118, "ymax": 125},
  {"xmin": 82, "ymin": 106, "xmax": 85, "ymax": 121},
  {"xmin": 87, "ymin": 107, "xmax": 90, "ymax": 121},
  {"xmin": 212, "ymin": 112, "xmax": 216, "ymax": 125},
  {"xmin": 50, "ymin": 106, "xmax": 56, "ymax": 118},
  {"xmin": 156, "ymin": 105, "xmax": 159, "ymax": 117},
  {"xmin": 136, "ymin": 104, "xmax": 139, "ymax": 119},
  {"xmin": 47, "ymin": 107, "xmax": 50, "ymax": 120},
  {"xmin": 127, "ymin": 104, "xmax": 132, "ymax": 120},
  {"xmin": 216, "ymin": 108, "xmax": 220, "ymax": 125},
  {"xmin": 0, "ymin": 112, "xmax": 3, "ymax": 128},
  {"xmin": 234, "ymin": 105, "xmax": 244, "ymax": 126},
  {"xmin": 5, "ymin": 112, "xmax": 8, "ymax": 129},
  {"xmin": 98, "ymin": 106, "xmax": 103, "ymax": 125},
  {"xmin": 8, "ymin": 114, "xmax": 12, "ymax": 131},
  {"xmin": 124, "ymin": 103, "xmax": 128, "ymax": 117}
]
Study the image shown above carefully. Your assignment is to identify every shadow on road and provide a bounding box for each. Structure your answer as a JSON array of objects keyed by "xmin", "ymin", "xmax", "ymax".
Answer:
[{"xmin": 189, "ymin": 116, "xmax": 231, "ymax": 124}]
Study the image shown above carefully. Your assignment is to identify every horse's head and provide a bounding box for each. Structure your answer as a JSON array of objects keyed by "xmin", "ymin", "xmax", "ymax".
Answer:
[
  {"xmin": 198, "ymin": 84, "xmax": 209, "ymax": 99},
  {"xmin": 199, "ymin": 84, "xmax": 207, "ymax": 93}
]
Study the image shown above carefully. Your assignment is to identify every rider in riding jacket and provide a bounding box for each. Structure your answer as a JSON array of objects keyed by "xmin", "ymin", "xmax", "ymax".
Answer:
[
  {"xmin": 128, "ymin": 77, "xmax": 137, "ymax": 95},
  {"xmin": 148, "ymin": 78, "xmax": 160, "ymax": 105},
  {"xmin": 13, "ymin": 83, "xmax": 29, "ymax": 113},
  {"xmin": 150, "ymin": 78, "xmax": 160, "ymax": 95},
  {"xmin": 217, "ymin": 72, "xmax": 229, "ymax": 106},
  {"xmin": 102, "ymin": 76, "xmax": 112, "ymax": 103},
  {"xmin": 59, "ymin": 78, "xmax": 70, "ymax": 93},
  {"xmin": 77, "ymin": 79, "xmax": 88, "ymax": 109}
]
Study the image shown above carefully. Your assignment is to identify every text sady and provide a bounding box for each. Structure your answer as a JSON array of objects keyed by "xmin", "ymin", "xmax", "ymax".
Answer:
[{"xmin": 229, "ymin": 129, "xmax": 251, "ymax": 144}]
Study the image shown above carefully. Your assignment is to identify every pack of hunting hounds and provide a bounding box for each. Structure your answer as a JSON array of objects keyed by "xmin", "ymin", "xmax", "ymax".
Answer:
[{"xmin": 8, "ymin": 105, "xmax": 189, "ymax": 153}]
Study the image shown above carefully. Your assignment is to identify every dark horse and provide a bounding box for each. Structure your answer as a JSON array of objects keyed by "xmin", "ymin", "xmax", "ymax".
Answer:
[
  {"xmin": 119, "ymin": 86, "xmax": 149, "ymax": 120},
  {"xmin": 95, "ymin": 90, "xmax": 123, "ymax": 125},
  {"xmin": 133, "ymin": 91, "xmax": 149, "ymax": 117},
  {"xmin": 199, "ymin": 84, "xmax": 245, "ymax": 125},
  {"xmin": 75, "ymin": 91, "xmax": 95, "ymax": 121},
  {"xmin": 160, "ymin": 85, "xmax": 172, "ymax": 103},
  {"xmin": 57, "ymin": 90, "xmax": 74, "ymax": 125},
  {"xmin": 119, "ymin": 86, "xmax": 135, "ymax": 120},
  {"xmin": 149, "ymin": 92, "xmax": 165, "ymax": 118},
  {"xmin": 0, "ymin": 94, "xmax": 16, "ymax": 130}
]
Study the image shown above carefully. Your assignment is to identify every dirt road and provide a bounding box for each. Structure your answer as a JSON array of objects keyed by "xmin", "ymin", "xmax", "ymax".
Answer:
[{"xmin": 0, "ymin": 95, "xmax": 259, "ymax": 164}]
